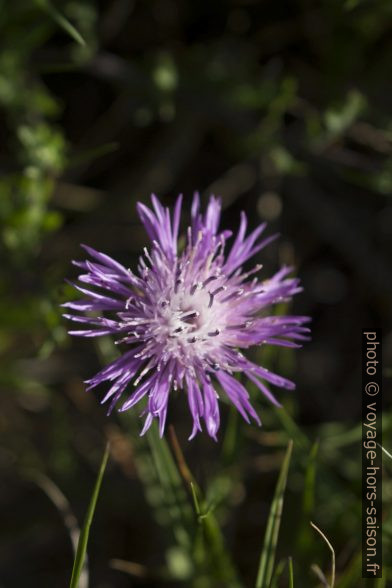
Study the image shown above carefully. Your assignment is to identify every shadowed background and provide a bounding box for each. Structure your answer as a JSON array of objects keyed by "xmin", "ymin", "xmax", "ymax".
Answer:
[{"xmin": 0, "ymin": 1, "xmax": 391, "ymax": 586}]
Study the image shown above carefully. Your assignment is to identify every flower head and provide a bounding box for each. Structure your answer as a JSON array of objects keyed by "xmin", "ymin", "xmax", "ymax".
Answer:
[{"xmin": 64, "ymin": 194, "xmax": 310, "ymax": 439}]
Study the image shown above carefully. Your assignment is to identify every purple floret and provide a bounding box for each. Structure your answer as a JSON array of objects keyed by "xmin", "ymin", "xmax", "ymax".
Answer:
[{"xmin": 63, "ymin": 194, "xmax": 310, "ymax": 439}]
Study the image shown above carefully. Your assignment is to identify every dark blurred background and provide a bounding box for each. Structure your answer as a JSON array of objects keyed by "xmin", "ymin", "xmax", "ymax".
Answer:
[{"xmin": 0, "ymin": 1, "xmax": 391, "ymax": 587}]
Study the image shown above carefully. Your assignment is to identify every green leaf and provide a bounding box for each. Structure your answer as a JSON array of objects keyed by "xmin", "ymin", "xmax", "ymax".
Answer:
[
  {"xmin": 255, "ymin": 439, "xmax": 293, "ymax": 588},
  {"xmin": 274, "ymin": 406, "xmax": 309, "ymax": 450},
  {"xmin": 324, "ymin": 90, "xmax": 366, "ymax": 138},
  {"xmin": 222, "ymin": 406, "xmax": 239, "ymax": 465},
  {"xmin": 146, "ymin": 422, "xmax": 193, "ymax": 551},
  {"xmin": 167, "ymin": 426, "xmax": 240, "ymax": 585},
  {"xmin": 288, "ymin": 557, "xmax": 294, "ymax": 588},
  {"xmin": 190, "ymin": 482, "xmax": 242, "ymax": 587},
  {"xmin": 310, "ymin": 521, "xmax": 336, "ymax": 588},
  {"xmin": 69, "ymin": 142, "xmax": 119, "ymax": 167},
  {"xmin": 302, "ymin": 439, "xmax": 319, "ymax": 515},
  {"xmin": 269, "ymin": 558, "xmax": 287, "ymax": 588},
  {"xmin": 35, "ymin": 0, "xmax": 86, "ymax": 46},
  {"xmin": 379, "ymin": 443, "xmax": 392, "ymax": 461},
  {"xmin": 69, "ymin": 442, "xmax": 110, "ymax": 588}
]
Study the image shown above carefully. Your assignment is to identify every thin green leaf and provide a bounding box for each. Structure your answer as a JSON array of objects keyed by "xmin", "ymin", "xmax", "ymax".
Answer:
[
  {"xmin": 310, "ymin": 521, "xmax": 336, "ymax": 588},
  {"xmin": 323, "ymin": 423, "xmax": 362, "ymax": 449},
  {"xmin": 35, "ymin": 0, "xmax": 86, "ymax": 46},
  {"xmin": 146, "ymin": 422, "xmax": 193, "ymax": 550},
  {"xmin": 379, "ymin": 443, "xmax": 392, "ymax": 460},
  {"xmin": 303, "ymin": 439, "xmax": 319, "ymax": 515},
  {"xmin": 190, "ymin": 482, "xmax": 201, "ymax": 516},
  {"xmin": 269, "ymin": 559, "xmax": 287, "ymax": 588},
  {"xmin": 222, "ymin": 406, "xmax": 239, "ymax": 465},
  {"xmin": 311, "ymin": 563, "xmax": 329, "ymax": 586},
  {"xmin": 190, "ymin": 482, "xmax": 242, "ymax": 587},
  {"xmin": 117, "ymin": 418, "xmax": 194, "ymax": 581},
  {"xmin": 256, "ymin": 439, "xmax": 293, "ymax": 588},
  {"xmin": 288, "ymin": 557, "xmax": 294, "ymax": 588},
  {"xmin": 69, "ymin": 442, "xmax": 110, "ymax": 588},
  {"xmin": 70, "ymin": 142, "xmax": 119, "ymax": 167},
  {"xmin": 274, "ymin": 406, "xmax": 310, "ymax": 450},
  {"xmin": 168, "ymin": 427, "xmax": 241, "ymax": 586}
]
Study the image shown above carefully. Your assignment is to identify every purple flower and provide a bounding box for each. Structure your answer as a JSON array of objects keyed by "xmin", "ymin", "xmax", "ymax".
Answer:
[{"xmin": 64, "ymin": 195, "xmax": 310, "ymax": 440}]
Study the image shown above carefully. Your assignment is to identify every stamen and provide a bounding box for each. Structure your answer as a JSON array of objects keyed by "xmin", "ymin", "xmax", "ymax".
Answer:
[
  {"xmin": 208, "ymin": 329, "xmax": 220, "ymax": 337},
  {"xmin": 191, "ymin": 282, "xmax": 203, "ymax": 295},
  {"xmin": 204, "ymin": 251, "xmax": 214, "ymax": 272},
  {"xmin": 203, "ymin": 275, "xmax": 219, "ymax": 287},
  {"xmin": 143, "ymin": 247, "xmax": 154, "ymax": 265},
  {"xmin": 225, "ymin": 321, "xmax": 253, "ymax": 331},
  {"xmin": 238, "ymin": 264, "xmax": 263, "ymax": 282},
  {"xmin": 221, "ymin": 289, "xmax": 243, "ymax": 303},
  {"xmin": 174, "ymin": 277, "xmax": 184, "ymax": 293},
  {"xmin": 208, "ymin": 285, "xmax": 227, "ymax": 308},
  {"xmin": 180, "ymin": 310, "xmax": 199, "ymax": 321},
  {"xmin": 211, "ymin": 286, "xmax": 226, "ymax": 296}
]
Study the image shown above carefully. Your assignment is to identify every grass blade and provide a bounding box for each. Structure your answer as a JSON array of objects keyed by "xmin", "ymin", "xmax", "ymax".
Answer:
[
  {"xmin": 288, "ymin": 557, "xmax": 294, "ymax": 588},
  {"xmin": 168, "ymin": 426, "xmax": 241, "ymax": 585},
  {"xmin": 222, "ymin": 406, "xmax": 239, "ymax": 465},
  {"xmin": 310, "ymin": 521, "xmax": 336, "ymax": 588},
  {"xmin": 270, "ymin": 559, "xmax": 287, "ymax": 588},
  {"xmin": 146, "ymin": 421, "xmax": 193, "ymax": 550},
  {"xmin": 190, "ymin": 482, "xmax": 242, "ymax": 587},
  {"xmin": 379, "ymin": 443, "xmax": 392, "ymax": 461},
  {"xmin": 69, "ymin": 442, "xmax": 110, "ymax": 588},
  {"xmin": 274, "ymin": 407, "xmax": 310, "ymax": 451},
  {"xmin": 36, "ymin": 0, "xmax": 86, "ymax": 46},
  {"xmin": 256, "ymin": 439, "xmax": 293, "ymax": 588},
  {"xmin": 70, "ymin": 142, "xmax": 119, "ymax": 167},
  {"xmin": 303, "ymin": 439, "xmax": 319, "ymax": 515},
  {"xmin": 32, "ymin": 473, "xmax": 84, "ymax": 583}
]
